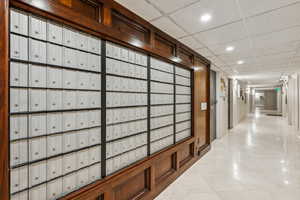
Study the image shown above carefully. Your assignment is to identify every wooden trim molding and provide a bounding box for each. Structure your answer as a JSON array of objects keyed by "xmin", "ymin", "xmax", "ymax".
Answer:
[
  {"xmin": 10, "ymin": 0, "xmax": 210, "ymax": 68},
  {"xmin": 0, "ymin": 1, "xmax": 9, "ymax": 200}
]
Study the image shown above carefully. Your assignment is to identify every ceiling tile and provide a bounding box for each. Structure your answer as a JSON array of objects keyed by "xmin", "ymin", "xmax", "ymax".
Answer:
[
  {"xmin": 234, "ymin": 73, "xmax": 282, "ymax": 84},
  {"xmin": 115, "ymin": 0, "xmax": 162, "ymax": 21},
  {"xmin": 214, "ymin": 60, "xmax": 226, "ymax": 67},
  {"xmin": 219, "ymin": 52, "xmax": 255, "ymax": 64},
  {"xmin": 226, "ymin": 56, "xmax": 257, "ymax": 67},
  {"xmin": 151, "ymin": 17, "xmax": 187, "ymax": 38},
  {"xmin": 253, "ymin": 41, "xmax": 300, "ymax": 57},
  {"xmin": 149, "ymin": 0, "xmax": 198, "ymax": 14},
  {"xmin": 238, "ymin": 0, "xmax": 300, "ymax": 18},
  {"xmin": 194, "ymin": 21, "xmax": 248, "ymax": 46},
  {"xmin": 255, "ymin": 51, "xmax": 296, "ymax": 62},
  {"xmin": 209, "ymin": 56, "xmax": 226, "ymax": 66},
  {"xmin": 179, "ymin": 36, "xmax": 204, "ymax": 49},
  {"xmin": 252, "ymin": 26, "xmax": 300, "ymax": 50},
  {"xmin": 170, "ymin": 0, "xmax": 241, "ymax": 34},
  {"xmin": 211, "ymin": 64, "xmax": 220, "ymax": 72},
  {"xmin": 246, "ymin": 3, "xmax": 300, "ymax": 36},
  {"xmin": 222, "ymin": 66, "xmax": 233, "ymax": 71},
  {"xmin": 116, "ymin": 0, "xmax": 300, "ymax": 84},
  {"xmin": 196, "ymin": 48, "xmax": 215, "ymax": 58},
  {"xmin": 208, "ymin": 38, "xmax": 253, "ymax": 56}
]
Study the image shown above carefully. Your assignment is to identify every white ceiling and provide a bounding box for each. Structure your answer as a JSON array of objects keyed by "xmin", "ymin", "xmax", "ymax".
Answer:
[{"xmin": 115, "ymin": 0, "xmax": 300, "ymax": 84}]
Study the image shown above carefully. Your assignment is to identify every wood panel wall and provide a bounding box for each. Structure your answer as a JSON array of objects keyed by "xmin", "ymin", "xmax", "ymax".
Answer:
[
  {"xmin": 193, "ymin": 58, "xmax": 211, "ymax": 153},
  {"xmin": 0, "ymin": 0, "xmax": 211, "ymax": 199},
  {"xmin": 0, "ymin": 1, "xmax": 9, "ymax": 199}
]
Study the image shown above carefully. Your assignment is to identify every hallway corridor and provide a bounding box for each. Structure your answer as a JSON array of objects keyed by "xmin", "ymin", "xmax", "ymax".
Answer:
[{"xmin": 155, "ymin": 114, "xmax": 300, "ymax": 200}]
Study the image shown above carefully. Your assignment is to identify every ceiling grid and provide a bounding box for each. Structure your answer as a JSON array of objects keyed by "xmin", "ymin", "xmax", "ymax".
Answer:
[{"xmin": 116, "ymin": 0, "xmax": 300, "ymax": 84}]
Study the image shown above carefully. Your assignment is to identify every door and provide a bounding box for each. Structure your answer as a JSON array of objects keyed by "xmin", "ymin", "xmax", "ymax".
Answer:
[{"xmin": 210, "ymin": 70, "xmax": 217, "ymax": 142}]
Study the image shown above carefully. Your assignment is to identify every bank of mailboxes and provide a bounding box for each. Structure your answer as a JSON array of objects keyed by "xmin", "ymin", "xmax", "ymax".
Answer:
[
  {"xmin": 176, "ymin": 104, "xmax": 191, "ymax": 113},
  {"xmin": 10, "ymin": 9, "xmax": 102, "ymax": 200},
  {"xmin": 106, "ymin": 75, "xmax": 147, "ymax": 92},
  {"xmin": 150, "ymin": 125, "xmax": 174, "ymax": 142},
  {"xmin": 10, "ymin": 63, "xmax": 101, "ymax": 89},
  {"xmin": 106, "ymin": 58, "xmax": 147, "ymax": 79},
  {"xmin": 106, "ymin": 92, "xmax": 147, "ymax": 107},
  {"xmin": 10, "ymin": 89, "xmax": 101, "ymax": 113},
  {"xmin": 175, "ymin": 66, "xmax": 192, "ymax": 142},
  {"xmin": 150, "ymin": 58, "xmax": 175, "ymax": 154},
  {"xmin": 106, "ymin": 120, "xmax": 147, "ymax": 141},
  {"xmin": 151, "ymin": 82, "xmax": 174, "ymax": 94},
  {"xmin": 11, "ymin": 36, "xmax": 101, "ymax": 72},
  {"xmin": 106, "ymin": 107, "xmax": 147, "ymax": 124},
  {"xmin": 106, "ymin": 42, "xmax": 147, "ymax": 66},
  {"xmin": 151, "ymin": 105, "xmax": 173, "ymax": 117},
  {"xmin": 151, "ymin": 135, "xmax": 174, "ymax": 154},
  {"xmin": 105, "ymin": 42, "xmax": 148, "ymax": 175},
  {"xmin": 10, "ymin": 146, "xmax": 101, "ymax": 199},
  {"xmin": 9, "ymin": 8, "xmax": 193, "ymax": 200},
  {"xmin": 106, "ymin": 145, "xmax": 147, "ymax": 175}
]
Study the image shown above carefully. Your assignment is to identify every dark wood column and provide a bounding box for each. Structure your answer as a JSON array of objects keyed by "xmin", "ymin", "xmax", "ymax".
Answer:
[
  {"xmin": 0, "ymin": 0, "xmax": 10, "ymax": 200},
  {"xmin": 194, "ymin": 59, "xmax": 211, "ymax": 153}
]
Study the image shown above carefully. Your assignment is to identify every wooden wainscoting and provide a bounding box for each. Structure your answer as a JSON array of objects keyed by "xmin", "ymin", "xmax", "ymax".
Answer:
[
  {"xmin": 59, "ymin": 139, "xmax": 210, "ymax": 200},
  {"xmin": 113, "ymin": 169, "xmax": 151, "ymax": 200},
  {"xmin": 178, "ymin": 143, "xmax": 194, "ymax": 168},
  {"xmin": 154, "ymin": 153, "xmax": 176, "ymax": 185}
]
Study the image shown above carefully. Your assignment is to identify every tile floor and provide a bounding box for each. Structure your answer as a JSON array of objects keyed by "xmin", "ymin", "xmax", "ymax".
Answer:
[{"xmin": 155, "ymin": 112, "xmax": 300, "ymax": 200}]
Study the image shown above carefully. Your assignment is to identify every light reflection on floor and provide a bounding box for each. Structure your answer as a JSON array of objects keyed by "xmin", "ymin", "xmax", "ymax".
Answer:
[{"xmin": 155, "ymin": 113, "xmax": 300, "ymax": 200}]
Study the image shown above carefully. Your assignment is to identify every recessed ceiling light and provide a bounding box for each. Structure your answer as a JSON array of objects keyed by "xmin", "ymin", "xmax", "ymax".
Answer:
[
  {"xmin": 200, "ymin": 13, "xmax": 212, "ymax": 23},
  {"xmin": 284, "ymin": 180, "xmax": 289, "ymax": 185},
  {"xmin": 282, "ymin": 167, "xmax": 288, "ymax": 173},
  {"xmin": 237, "ymin": 60, "xmax": 244, "ymax": 65},
  {"xmin": 226, "ymin": 46, "xmax": 235, "ymax": 52}
]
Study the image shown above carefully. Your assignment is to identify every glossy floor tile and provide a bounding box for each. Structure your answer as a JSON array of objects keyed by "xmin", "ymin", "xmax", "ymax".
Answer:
[{"xmin": 155, "ymin": 112, "xmax": 300, "ymax": 200}]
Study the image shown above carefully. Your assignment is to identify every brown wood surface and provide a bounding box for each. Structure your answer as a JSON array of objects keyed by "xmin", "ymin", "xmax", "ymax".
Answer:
[
  {"xmin": 2, "ymin": 0, "xmax": 212, "ymax": 200},
  {"xmin": 111, "ymin": 10, "xmax": 150, "ymax": 44},
  {"xmin": 154, "ymin": 154, "xmax": 176, "ymax": 184},
  {"xmin": 114, "ymin": 169, "xmax": 150, "ymax": 200},
  {"xmin": 56, "ymin": 0, "xmax": 101, "ymax": 21},
  {"xmin": 178, "ymin": 143, "xmax": 193, "ymax": 167},
  {"xmin": 178, "ymin": 47, "xmax": 193, "ymax": 66},
  {"xmin": 0, "ymin": 1, "xmax": 9, "ymax": 200},
  {"xmin": 193, "ymin": 58, "xmax": 211, "ymax": 151},
  {"xmin": 154, "ymin": 33, "xmax": 176, "ymax": 58}
]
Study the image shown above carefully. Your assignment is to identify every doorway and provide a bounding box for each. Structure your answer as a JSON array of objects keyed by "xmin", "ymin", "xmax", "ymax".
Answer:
[{"xmin": 210, "ymin": 70, "xmax": 217, "ymax": 142}]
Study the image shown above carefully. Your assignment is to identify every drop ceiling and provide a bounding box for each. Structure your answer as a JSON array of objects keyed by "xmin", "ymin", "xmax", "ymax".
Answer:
[{"xmin": 115, "ymin": 0, "xmax": 300, "ymax": 84}]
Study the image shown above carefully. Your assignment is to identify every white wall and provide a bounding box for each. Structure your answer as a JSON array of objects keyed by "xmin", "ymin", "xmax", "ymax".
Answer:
[
  {"xmin": 216, "ymin": 72, "xmax": 228, "ymax": 138},
  {"xmin": 287, "ymin": 73, "xmax": 299, "ymax": 130},
  {"xmin": 213, "ymin": 74, "xmax": 249, "ymax": 137},
  {"xmin": 254, "ymin": 90, "xmax": 278, "ymax": 110},
  {"xmin": 282, "ymin": 85, "xmax": 287, "ymax": 117},
  {"xmin": 233, "ymin": 79, "xmax": 249, "ymax": 127}
]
